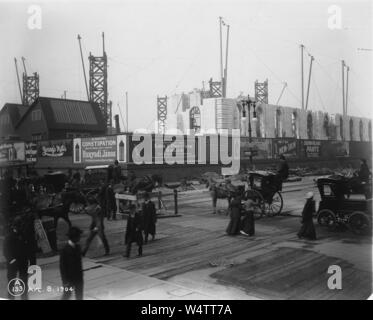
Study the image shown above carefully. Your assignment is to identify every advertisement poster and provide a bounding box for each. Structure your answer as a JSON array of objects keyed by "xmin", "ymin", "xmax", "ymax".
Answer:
[
  {"xmin": 38, "ymin": 139, "xmax": 72, "ymax": 157},
  {"xmin": 273, "ymin": 139, "xmax": 298, "ymax": 158},
  {"xmin": 0, "ymin": 142, "xmax": 25, "ymax": 163},
  {"xmin": 25, "ymin": 142, "xmax": 38, "ymax": 162},
  {"xmin": 301, "ymin": 140, "xmax": 321, "ymax": 158},
  {"xmin": 73, "ymin": 135, "xmax": 127, "ymax": 164},
  {"xmin": 320, "ymin": 141, "xmax": 349, "ymax": 158},
  {"xmin": 241, "ymin": 138, "xmax": 272, "ymax": 160}
]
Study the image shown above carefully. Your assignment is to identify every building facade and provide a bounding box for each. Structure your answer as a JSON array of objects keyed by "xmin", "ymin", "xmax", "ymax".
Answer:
[{"xmin": 164, "ymin": 90, "xmax": 372, "ymax": 142}]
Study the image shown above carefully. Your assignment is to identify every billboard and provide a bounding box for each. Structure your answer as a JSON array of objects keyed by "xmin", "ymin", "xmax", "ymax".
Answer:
[
  {"xmin": 300, "ymin": 140, "xmax": 322, "ymax": 158},
  {"xmin": 73, "ymin": 135, "xmax": 127, "ymax": 164},
  {"xmin": 241, "ymin": 138, "xmax": 272, "ymax": 160},
  {"xmin": 272, "ymin": 139, "xmax": 298, "ymax": 158},
  {"xmin": 0, "ymin": 142, "xmax": 25, "ymax": 163},
  {"xmin": 38, "ymin": 139, "xmax": 72, "ymax": 158}
]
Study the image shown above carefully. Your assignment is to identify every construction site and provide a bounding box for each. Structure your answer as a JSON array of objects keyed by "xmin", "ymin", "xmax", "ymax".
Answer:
[{"xmin": 0, "ymin": 1, "xmax": 372, "ymax": 303}]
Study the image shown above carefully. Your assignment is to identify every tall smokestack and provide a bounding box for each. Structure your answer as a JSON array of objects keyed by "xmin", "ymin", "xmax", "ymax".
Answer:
[{"xmin": 114, "ymin": 114, "xmax": 120, "ymax": 134}]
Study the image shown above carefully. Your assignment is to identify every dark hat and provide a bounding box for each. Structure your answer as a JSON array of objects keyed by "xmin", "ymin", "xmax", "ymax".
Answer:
[
  {"xmin": 68, "ymin": 226, "xmax": 82, "ymax": 239},
  {"xmin": 143, "ymin": 192, "xmax": 150, "ymax": 200}
]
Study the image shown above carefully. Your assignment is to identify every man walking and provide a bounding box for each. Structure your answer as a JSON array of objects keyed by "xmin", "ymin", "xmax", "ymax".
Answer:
[
  {"xmin": 142, "ymin": 192, "xmax": 157, "ymax": 243},
  {"xmin": 82, "ymin": 196, "xmax": 110, "ymax": 257},
  {"xmin": 297, "ymin": 192, "xmax": 317, "ymax": 240},
  {"xmin": 276, "ymin": 154, "xmax": 289, "ymax": 191},
  {"xmin": 3, "ymin": 215, "xmax": 29, "ymax": 300},
  {"xmin": 60, "ymin": 227, "xmax": 84, "ymax": 300},
  {"xmin": 124, "ymin": 204, "xmax": 143, "ymax": 258}
]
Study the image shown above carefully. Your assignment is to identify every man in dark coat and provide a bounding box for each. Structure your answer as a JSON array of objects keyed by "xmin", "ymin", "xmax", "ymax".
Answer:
[
  {"xmin": 113, "ymin": 160, "xmax": 122, "ymax": 184},
  {"xmin": 82, "ymin": 196, "xmax": 110, "ymax": 256},
  {"xmin": 276, "ymin": 154, "xmax": 289, "ymax": 191},
  {"xmin": 226, "ymin": 194, "xmax": 242, "ymax": 236},
  {"xmin": 358, "ymin": 159, "xmax": 371, "ymax": 183},
  {"xmin": 59, "ymin": 226, "xmax": 84, "ymax": 300},
  {"xmin": 105, "ymin": 180, "xmax": 117, "ymax": 221},
  {"xmin": 3, "ymin": 216, "xmax": 29, "ymax": 300},
  {"xmin": 142, "ymin": 192, "xmax": 157, "ymax": 243},
  {"xmin": 297, "ymin": 192, "xmax": 317, "ymax": 240},
  {"xmin": 124, "ymin": 204, "xmax": 143, "ymax": 258}
]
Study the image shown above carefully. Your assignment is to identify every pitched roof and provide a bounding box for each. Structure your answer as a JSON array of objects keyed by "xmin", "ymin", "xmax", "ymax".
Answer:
[
  {"xmin": 16, "ymin": 97, "xmax": 106, "ymax": 132},
  {"xmin": 0, "ymin": 103, "xmax": 29, "ymax": 127}
]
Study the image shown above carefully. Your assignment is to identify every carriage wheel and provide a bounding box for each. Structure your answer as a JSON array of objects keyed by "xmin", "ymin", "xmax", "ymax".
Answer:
[
  {"xmin": 265, "ymin": 191, "xmax": 283, "ymax": 216},
  {"xmin": 244, "ymin": 189, "xmax": 265, "ymax": 220},
  {"xmin": 317, "ymin": 209, "xmax": 337, "ymax": 230},
  {"xmin": 349, "ymin": 212, "xmax": 371, "ymax": 236}
]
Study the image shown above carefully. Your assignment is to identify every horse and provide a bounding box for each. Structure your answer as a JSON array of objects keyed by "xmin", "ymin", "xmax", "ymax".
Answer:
[{"xmin": 207, "ymin": 178, "xmax": 246, "ymax": 214}]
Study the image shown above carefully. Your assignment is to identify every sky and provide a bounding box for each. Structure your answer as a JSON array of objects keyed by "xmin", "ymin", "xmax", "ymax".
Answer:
[{"xmin": 0, "ymin": 0, "xmax": 372, "ymax": 131}]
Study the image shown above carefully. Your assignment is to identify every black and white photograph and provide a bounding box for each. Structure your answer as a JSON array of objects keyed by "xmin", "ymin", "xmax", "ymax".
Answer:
[{"xmin": 0, "ymin": 0, "xmax": 372, "ymax": 307}]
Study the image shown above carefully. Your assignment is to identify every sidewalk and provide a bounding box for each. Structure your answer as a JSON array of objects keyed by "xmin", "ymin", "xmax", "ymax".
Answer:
[{"xmin": 28, "ymin": 255, "xmax": 256, "ymax": 300}]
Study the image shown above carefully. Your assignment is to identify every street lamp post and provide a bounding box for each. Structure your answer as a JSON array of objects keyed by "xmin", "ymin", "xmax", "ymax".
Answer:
[{"xmin": 241, "ymin": 96, "xmax": 257, "ymax": 170}]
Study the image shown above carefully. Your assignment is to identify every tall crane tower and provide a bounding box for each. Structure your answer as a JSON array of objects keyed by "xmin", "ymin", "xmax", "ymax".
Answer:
[
  {"xmin": 20, "ymin": 57, "xmax": 39, "ymax": 106},
  {"xmin": 78, "ymin": 33, "xmax": 112, "ymax": 131}
]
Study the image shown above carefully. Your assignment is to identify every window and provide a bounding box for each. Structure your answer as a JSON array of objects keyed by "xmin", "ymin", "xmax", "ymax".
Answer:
[
  {"xmin": 32, "ymin": 133, "xmax": 42, "ymax": 141},
  {"xmin": 0, "ymin": 114, "xmax": 10, "ymax": 125},
  {"xmin": 349, "ymin": 118, "xmax": 354, "ymax": 141},
  {"xmin": 189, "ymin": 107, "xmax": 201, "ymax": 133},
  {"xmin": 291, "ymin": 112, "xmax": 297, "ymax": 138},
  {"xmin": 307, "ymin": 113, "xmax": 313, "ymax": 139},
  {"xmin": 340, "ymin": 116, "xmax": 344, "ymax": 140},
  {"xmin": 275, "ymin": 109, "xmax": 282, "ymax": 138},
  {"xmin": 359, "ymin": 120, "xmax": 364, "ymax": 141},
  {"xmin": 31, "ymin": 109, "xmax": 41, "ymax": 121}
]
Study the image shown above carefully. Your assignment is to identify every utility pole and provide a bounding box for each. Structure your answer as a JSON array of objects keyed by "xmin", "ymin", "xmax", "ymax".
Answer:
[
  {"xmin": 125, "ymin": 91, "xmax": 128, "ymax": 133},
  {"xmin": 342, "ymin": 60, "xmax": 345, "ymax": 115},
  {"xmin": 14, "ymin": 58, "xmax": 23, "ymax": 103},
  {"xmin": 345, "ymin": 65, "xmax": 349, "ymax": 116},
  {"xmin": 223, "ymin": 23, "xmax": 230, "ymax": 98},
  {"xmin": 77, "ymin": 34, "xmax": 90, "ymax": 100},
  {"xmin": 305, "ymin": 55, "xmax": 314, "ymax": 110},
  {"xmin": 300, "ymin": 44, "xmax": 305, "ymax": 109},
  {"xmin": 219, "ymin": 17, "xmax": 224, "ymax": 95}
]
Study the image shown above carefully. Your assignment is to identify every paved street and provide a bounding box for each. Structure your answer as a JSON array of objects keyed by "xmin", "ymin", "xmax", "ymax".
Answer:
[{"xmin": 0, "ymin": 177, "xmax": 372, "ymax": 300}]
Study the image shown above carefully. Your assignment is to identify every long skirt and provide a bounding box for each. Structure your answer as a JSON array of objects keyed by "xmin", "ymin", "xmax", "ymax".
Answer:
[
  {"xmin": 240, "ymin": 212, "xmax": 255, "ymax": 236},
  {"xmin": 226, "ymin": 210, "xmax": 241, "ymax": 235},
  {"xmin": 297, "ymin": 220, "xmax": 316, "ymax": 240}
]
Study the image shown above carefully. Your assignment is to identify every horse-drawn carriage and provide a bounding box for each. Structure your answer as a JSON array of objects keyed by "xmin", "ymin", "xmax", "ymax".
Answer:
[
  {"xmin": 206, "ymin": 170, "xmax": 284, "ymax": 219},
  {"xmin": 316, "ymin": 177, "xmax": 372, "ymax": 235},
  {"xmin": 245, "ymin": 171, "xmax": 284, "ymax": 219}
]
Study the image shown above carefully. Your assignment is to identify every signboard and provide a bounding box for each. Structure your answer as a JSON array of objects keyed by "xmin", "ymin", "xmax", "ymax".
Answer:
[
  {"xmin": 38, "ymin": 139, "xmax": 72, "ymax": 158},
  {"xmin": 34, "ymin": 219, "xmax": 52, "ymax": 253},
  {"xmin": 0, "ymin": 142, "xmax": 25, "ymax": 163},
  {"xmin": 301, "ymin": 140, "xmax": 321, "ymax": 158},
  {"xmin": 320, "ymin": 141, "xmax": 349, "ymax": 158},
  {"xmin": 73, "ymin": 135, "xmax": 127, "ymax": 164},
  {"xmin": 241, "ymin": 138, "xmax": 272, "ymax": 160},
  {"xmin": 273, "ymin": 139, "xmax": 298, "ymax": 158},
  {"xmin": 25, "ymin": 142, "xmax": 38, "ymax": 162}
]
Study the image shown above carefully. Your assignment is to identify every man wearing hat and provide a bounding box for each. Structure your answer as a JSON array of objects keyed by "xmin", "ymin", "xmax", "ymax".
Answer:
[
  {"xmin": 142, "ymin": 192, "xmax": 157, "ymax": 244},
  {"xmin": 60, "ymin": 226, "xmax": 84, "ymax": 300},
  {"xmin": 297, "ymin": 192, "xmax": 316, "ymax": 240}
]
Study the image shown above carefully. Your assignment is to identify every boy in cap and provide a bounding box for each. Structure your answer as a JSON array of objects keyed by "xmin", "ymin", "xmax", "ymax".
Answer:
[
  {"xmin": 60, "ymin": 226, "xmax": 84, "ymax": 300},
  {"xmin": 297, "ymin": 192, "xmax": 316, "ymax": 240}
]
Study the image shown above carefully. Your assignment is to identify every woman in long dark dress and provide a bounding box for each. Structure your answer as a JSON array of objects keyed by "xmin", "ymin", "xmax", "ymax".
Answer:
[
  {"xmin": 226, "ymin": 194, "xmax": 242, "ymax": 235},
  {"xmin": 240, "ymin": 199, "xmax": 255, "ymax": 236},
  {"xmin": 297, "ymin": 192, "xmax": 316, "ymax": 240}
]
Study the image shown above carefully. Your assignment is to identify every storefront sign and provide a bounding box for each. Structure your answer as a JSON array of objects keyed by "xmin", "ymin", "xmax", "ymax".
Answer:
[
  {"xmin": 38, "ymin": 140, "xmax": 72, "ymax": 157},
  {"xmin": 25, "ymin": 142, "xmax": 38, "ymax": 162}
]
